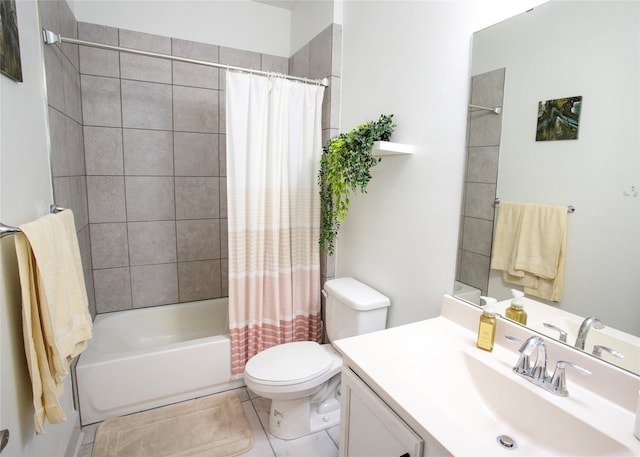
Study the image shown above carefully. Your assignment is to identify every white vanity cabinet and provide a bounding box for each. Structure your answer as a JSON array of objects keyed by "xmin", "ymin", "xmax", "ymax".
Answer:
[{"xmin": 339, "ymin": 367, "xmax": 423, "ymax": 457}]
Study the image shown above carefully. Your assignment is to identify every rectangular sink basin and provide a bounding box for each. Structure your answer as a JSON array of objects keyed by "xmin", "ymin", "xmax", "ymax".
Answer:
[{"xmin": 400, "ymin": 350, "xmax": 633, "ymax": 456}]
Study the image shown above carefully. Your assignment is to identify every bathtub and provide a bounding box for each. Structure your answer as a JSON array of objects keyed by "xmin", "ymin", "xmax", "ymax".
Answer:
[{"xmin": 76, "ymin": 298, "xmax": 244, "ymax": 425}]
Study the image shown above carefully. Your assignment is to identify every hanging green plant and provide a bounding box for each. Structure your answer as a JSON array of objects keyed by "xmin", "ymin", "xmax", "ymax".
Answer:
[{"xmin": 318, "ymin": 114, "xmax": 396, "ymax": 255}]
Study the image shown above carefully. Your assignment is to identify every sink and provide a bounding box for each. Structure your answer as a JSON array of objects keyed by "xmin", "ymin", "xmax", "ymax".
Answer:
[
  {"xmin": 530, "ymin": 317, "xmax": 640, "ymax": 373},
  {"xmin": 400, "ymin": 350, "xmax": 631, "ymax": 455}
]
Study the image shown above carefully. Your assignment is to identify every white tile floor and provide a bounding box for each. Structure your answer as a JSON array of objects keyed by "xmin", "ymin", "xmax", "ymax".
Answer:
[{"xmin": 78, "ymin": 387, "xmax": 340, "ymax": 457}]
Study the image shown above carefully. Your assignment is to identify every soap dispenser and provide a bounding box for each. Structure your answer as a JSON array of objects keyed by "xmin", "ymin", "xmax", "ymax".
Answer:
[
  {"xmin": 477, "ymin": 296, "xmax": 497, "ymax": 352},
  {"xmin": 505, "ymin": 289, "xmax": 528, "ymax": 325}
]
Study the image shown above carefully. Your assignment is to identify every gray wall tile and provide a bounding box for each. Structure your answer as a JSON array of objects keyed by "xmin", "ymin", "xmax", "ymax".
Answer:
[
  {"xmin": 48, "ymin": 107, "xmax": 68, "ymax": 177},
  {"xmin": 53, "ymin": 176, "xmax": 89, "ymax": 228},
  {"xmin": 43, "ymin": 44, "xmax": 65, "ymax": 112},
  {"xmin": 219, "ymin": 177, "xmax": 227, "ymax": 219},
  {"xmin": 123, "ymin": 129, "xmax": 174, "ymax": 175},
  {"xmin": 290, "ymin": 43, "xmax": 310, "ymax": 78},
  {"xmin": 87, "ymin": 176, "xmax": 126, "ymax": 222},
  {"xmin": 63, "ymin": 58, "xmax": 83, "ymax": 122},
  {"xmin": 309, "ymin": 25, "xmax": 332, "ymax": 79},
  {"xmin": 122, "ymin": 80, "xmax": 173, "ymax": 130},
  {"xmin": 466, "ymin": 146, "xmax": 499, "ymax": 184},
  {"xmin": 81, "ymin": 75, "xmax": 122, "ymax": 127},
  {"xmin": 94, "ymin": 267, "xmax": 132, "ymax": 313},
  {"xmin": 65, "ymin": 116, "xmax": 85, "ymax": 175},
  {"xmin": 219, "ymin": 46, "xmax": 261, "ymax": 70},
  {"xmin": 125, "ymin": 176, "xmax": 175, "ymax": 221},
  {"xmin": 178, "ymin": 260, "xmax": 222, "ymax": 302},
  {"xmin": 176, "ymin": 219, "xmax": 220, "ymax": 261},
  {"xmin": 90, "ymin": 222, "xmax": 129, "ymax": 268},
  {"xmin": 119, "ymin": 29, "xmax": 172, "ymax": 83},
  {"xmin": 173, "ymin": 86, "xmax": 219, "ymax": 133},
  {"xmin": 261, "ymin": 54, "xmax": 288, "ymax": 74},
  {"xmin": 175, "ymin": 177, "xmax": 219, "ymax": 219},
  {"xmin": 463, "ymin": 182, "xmax": 496, "ymax": 220},
  {"xmin": 84, "ymin": 126, "xmax": 124, "ymax": 175},
  {"xmin": 172, "ymin": 38, "xmax": 219, "ymax": 89},
  {"xmin": 131, "ymin": 263, "xmax": 178, "ymax": 308},
  {"xmin": 174, "ymin": 132, "xmax": 218, "ymax": 176},
  {"xmin": 78, "ymin": 23, "xmax": 120, "ymax": 78},
  {"xmin": 461, "ymin": 216, "xmax": 493, "ymax": 256},
  {"xmin": 128, "ymin": 221, "xmax": 177, "ymax": 265}
]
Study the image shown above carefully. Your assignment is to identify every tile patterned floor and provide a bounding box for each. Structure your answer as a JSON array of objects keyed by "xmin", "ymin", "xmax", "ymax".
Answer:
[{"xmin": 78, "ymin": 387, "xmax": 340, "ymax": 457}]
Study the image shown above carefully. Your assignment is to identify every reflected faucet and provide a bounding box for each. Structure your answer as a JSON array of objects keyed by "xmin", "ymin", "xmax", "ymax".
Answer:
[{"xmin": 575, "ymin": 317, "xmax": 605, "ymax": 349}]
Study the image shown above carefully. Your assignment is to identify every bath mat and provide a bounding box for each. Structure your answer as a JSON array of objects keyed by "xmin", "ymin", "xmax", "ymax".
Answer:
[{"xmin": 92, "ymin": 391, "xmax": 254, "ymax": 457}]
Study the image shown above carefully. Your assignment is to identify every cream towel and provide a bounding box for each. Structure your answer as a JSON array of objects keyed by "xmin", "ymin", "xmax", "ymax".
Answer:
[
  {"xmin": 14, "ymin": 209, "xmax": 93, "ymax": 433},
  {"xmin": 490, "ymin": 201, "xmax": 567, "ymax": 301}
]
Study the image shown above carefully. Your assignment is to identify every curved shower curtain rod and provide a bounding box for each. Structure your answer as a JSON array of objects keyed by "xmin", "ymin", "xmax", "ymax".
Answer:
[{"xmin": 42, "ymin": 30, "xmax": 329, "ymax": 87}]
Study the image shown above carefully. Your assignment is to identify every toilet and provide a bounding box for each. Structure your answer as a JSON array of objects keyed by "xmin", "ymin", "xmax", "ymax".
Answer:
[{"xmin": 244, "ymin": 277, "xmax": 390, "ymax": 440}]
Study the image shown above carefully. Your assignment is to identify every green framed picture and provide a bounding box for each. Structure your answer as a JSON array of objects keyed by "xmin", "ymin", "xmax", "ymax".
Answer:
[
  {"xmin": 1, "ymin": 0, "xmax": 23, "ymax": 82},
  {"xmin": 536, "ymin": 96, "xmax": 582, "ymax": 141}
]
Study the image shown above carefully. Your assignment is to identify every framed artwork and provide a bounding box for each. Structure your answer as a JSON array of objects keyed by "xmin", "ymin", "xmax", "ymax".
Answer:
[
  {"xmin": 0, "ymin": 0, "xmax": 23, "ymax": 82},
  {"xmin": 536, "ymin": 96, "xmax": 582, "ymax": 141}
]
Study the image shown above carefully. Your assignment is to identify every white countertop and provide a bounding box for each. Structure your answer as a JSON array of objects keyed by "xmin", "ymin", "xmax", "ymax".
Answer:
[{"xmin": 333, "ymin": 295, "xmax": 640, "ymax": 456}]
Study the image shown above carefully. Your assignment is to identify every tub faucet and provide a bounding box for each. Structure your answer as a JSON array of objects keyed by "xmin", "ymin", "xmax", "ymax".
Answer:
[{"xmin": 575, "ymin": 317, "xmax": 604, "ymax": 349}]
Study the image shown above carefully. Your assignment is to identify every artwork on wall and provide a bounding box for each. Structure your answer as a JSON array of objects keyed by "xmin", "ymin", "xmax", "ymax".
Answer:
[
  {"xmin": 536, "ymin": 96, "xmax": 582, "ymax": 141},
  {"xmin": 0, "ymin": 0, "xmax": 23, "ymax": 82}
]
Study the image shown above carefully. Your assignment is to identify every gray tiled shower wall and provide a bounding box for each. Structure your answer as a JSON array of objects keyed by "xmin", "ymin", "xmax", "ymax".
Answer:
[
  {"xmin": 41, "ymin": 0, "xmax": 342, "ymax": 316},
  {"xmin": 456, "ymin": 68, "xmax": 505, "ymax": 295}
]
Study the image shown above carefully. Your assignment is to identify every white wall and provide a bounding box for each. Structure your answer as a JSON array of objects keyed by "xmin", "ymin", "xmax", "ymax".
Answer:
[
  {"xmin": 290, "ymin": 0, "xmax": 337, "ymax": 54},
  {"xmin": 337, "ymin": 0, "xmax": 548, "ymax": 327},
  {"xmin": 475, "ymin": 1, "xmax": 640, "ymax": 335},
  {"xmin": 0, "ymin": 1, "xmax": 79, "ymax": 455},
  {"xmin": 68, "ymin": 0, "xmax": 292, "ymax": 56}
]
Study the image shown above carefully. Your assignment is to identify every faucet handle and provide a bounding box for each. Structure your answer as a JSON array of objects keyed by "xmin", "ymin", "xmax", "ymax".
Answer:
[
  {"xmin": 549, "ymin": 361, "xmax": 591, "ymax": 397},
  {"xmin": 592, "ymin": 345, "xmax": 625, "ymax": 359},
  {"xmin": 543, "ymin": 322, "xmax": 568, "ymax": 343}
]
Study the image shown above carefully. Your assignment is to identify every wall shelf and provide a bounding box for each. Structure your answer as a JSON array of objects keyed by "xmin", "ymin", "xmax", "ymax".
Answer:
[{"xmin": 372, "ymin": 141, "xmax": 414, "ymax": 157}]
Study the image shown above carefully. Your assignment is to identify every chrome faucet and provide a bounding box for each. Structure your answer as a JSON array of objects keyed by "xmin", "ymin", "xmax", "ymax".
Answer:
[
  {"xmin": 509, "ymin": 335, "xmax": 548, "ymax": 380},
  {"xmin": 543, "ymin": 322, "xmax": 568, "ymax": 343},
  {"xmin": 592, "ymin": 345, "xmax": 625, "ymax": 359},
  {"xmin": 506, "ymin": 335, "xmax": 591, "ymax": 396},
  {"xmin": 575, "ymin": 317, "xmax": 604, "ymax": 349}
]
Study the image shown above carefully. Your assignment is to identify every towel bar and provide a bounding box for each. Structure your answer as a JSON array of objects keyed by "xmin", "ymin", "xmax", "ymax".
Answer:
[
  {"xmin": 494, "ymin": 198, "xmax": 575, "ymax": 213},
  {"xmin": 0, "ymin": 205, "xmax": 67, "ymax": 238}
]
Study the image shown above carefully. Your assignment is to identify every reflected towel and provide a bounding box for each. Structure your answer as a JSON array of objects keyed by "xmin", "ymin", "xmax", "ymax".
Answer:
[
  {"xmin": 491, "ymin": 201, "xmax": 567, "ymax": 301},
  {"xmin": 15, "ymin": 209, "xmax": 93, "ymax": 433}
]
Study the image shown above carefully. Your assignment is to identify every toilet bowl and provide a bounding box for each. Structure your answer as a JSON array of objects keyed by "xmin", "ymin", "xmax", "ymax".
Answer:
[
  {"xmin": 244, "ymin": 341, "xmax": 342, "ymax": 439},
  {"xmin": 244, "ymin": 277, "xmax": 390, "ymax": 440}
]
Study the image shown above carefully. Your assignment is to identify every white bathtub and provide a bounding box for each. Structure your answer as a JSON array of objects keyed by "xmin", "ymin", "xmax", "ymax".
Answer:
[{"xmin": 76, "ymin": 298, "xmax": 243, "ymax": 425}]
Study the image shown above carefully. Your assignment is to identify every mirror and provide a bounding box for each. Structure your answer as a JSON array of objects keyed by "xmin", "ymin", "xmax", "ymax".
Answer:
[{"xmin": 456, "ymin": 0, "xmax": 640, "ymax": 374}]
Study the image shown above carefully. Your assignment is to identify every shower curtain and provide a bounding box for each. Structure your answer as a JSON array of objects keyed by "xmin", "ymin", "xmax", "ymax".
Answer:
[{"xmin": 226, "ymin": 71, "xmax": 325, "ymax": 377}]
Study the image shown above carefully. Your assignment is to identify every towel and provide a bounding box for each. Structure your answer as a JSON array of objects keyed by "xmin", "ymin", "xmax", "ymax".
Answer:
[
  {"xmin": 490, "ymin": 201, "xmax": 567, "ymax": 301},
  {"xmin": 14, "ymin": 209, "xmax": 93, "ymax": 433}
]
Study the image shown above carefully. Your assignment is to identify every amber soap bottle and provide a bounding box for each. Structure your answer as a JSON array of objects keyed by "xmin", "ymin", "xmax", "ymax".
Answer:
[{"xmin": 477, "ymin": 296, "xmax": 497, "ymax": 352}]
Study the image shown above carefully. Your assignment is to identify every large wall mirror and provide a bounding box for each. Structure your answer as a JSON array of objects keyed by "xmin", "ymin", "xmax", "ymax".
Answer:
[{"xmin": 455, "ymin": 0, "xmax": 639, "ymax": 375}]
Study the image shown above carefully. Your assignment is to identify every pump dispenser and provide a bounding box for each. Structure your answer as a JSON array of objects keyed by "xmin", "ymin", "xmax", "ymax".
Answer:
[
  {"xmin": 477, "ymin": 296, "xmax": 497, "ymax": 352},
  {"xmin": 505, "ymin": 289, "xmax": 528, "ymax": 325}
]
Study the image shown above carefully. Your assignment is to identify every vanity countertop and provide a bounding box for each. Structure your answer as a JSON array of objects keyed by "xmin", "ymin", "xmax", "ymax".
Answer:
[{"xmin": 333, "ymin": 295, "xmax": 640, "ymax": 456}]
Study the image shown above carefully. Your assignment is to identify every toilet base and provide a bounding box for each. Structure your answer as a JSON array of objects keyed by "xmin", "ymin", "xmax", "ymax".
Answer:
[
  {"xmin": 267, "ymin": 376, "xmax": 341, "ymax": 440},
  {"xmin": 268, "ymin": 397, "xmax": 340, "ymax": 440}
]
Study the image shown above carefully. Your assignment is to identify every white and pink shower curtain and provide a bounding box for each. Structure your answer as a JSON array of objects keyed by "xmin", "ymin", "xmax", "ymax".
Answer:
[{"xmin": 225, "ymin": 71, "xmax": 325, "ymax": 377}]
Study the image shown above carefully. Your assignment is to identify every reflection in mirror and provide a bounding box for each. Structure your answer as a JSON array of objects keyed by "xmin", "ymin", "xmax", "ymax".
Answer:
[{"xmin": 456, "ymin": 0, "xmax": 639, "ymax": 375}]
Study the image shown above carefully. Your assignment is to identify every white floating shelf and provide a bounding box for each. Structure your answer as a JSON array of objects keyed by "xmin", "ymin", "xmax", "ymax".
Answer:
[{"xmin": 372, "ymin": 141, "xmax": 414, "ymax": 157}]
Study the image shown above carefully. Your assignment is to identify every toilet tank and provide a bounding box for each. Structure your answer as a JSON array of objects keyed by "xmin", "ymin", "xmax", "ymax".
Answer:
[{"xmin": 324, "ymin": 277, "xmax": 390, "ymax": 342}]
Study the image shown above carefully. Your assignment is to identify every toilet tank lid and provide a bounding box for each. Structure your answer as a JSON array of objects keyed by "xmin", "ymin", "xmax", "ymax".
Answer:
[{"xmin": 324, "ymin": 277, "xmax": 390, "ymax": 311}]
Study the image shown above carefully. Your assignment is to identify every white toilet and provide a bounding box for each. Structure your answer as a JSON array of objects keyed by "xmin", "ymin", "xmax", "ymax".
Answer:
[{"xmin": 244, "ymin": 277, "xmax": 390, "ymax": 440}]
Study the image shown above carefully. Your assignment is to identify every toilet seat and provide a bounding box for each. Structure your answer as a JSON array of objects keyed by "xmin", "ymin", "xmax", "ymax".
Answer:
[{"xmin": 245, "ymin": 341, "xmax": 335, "ymax": 385}]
